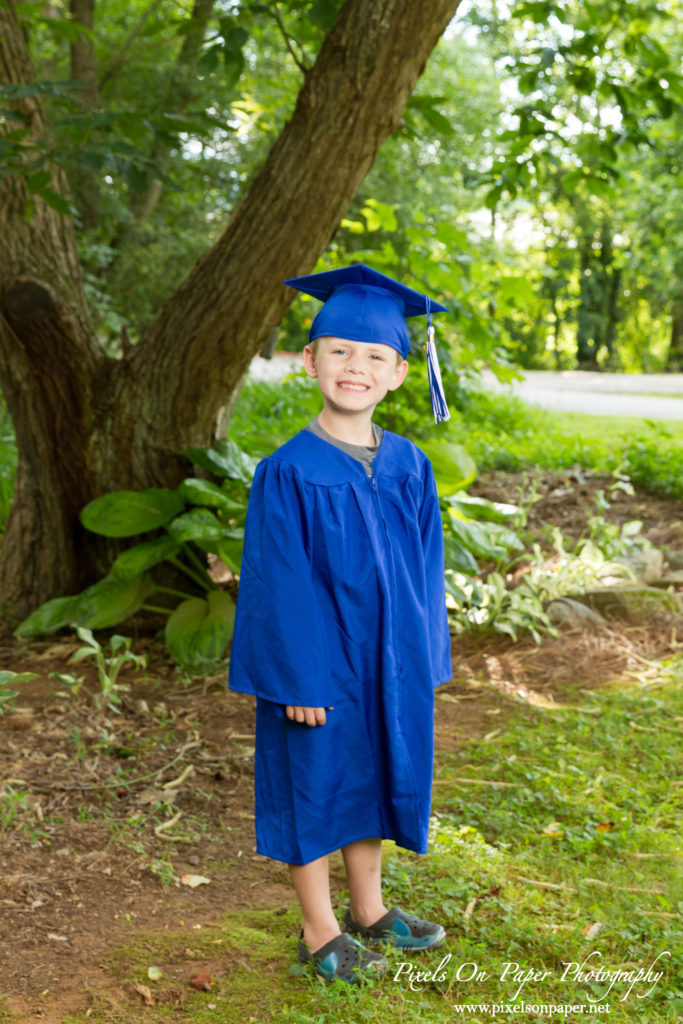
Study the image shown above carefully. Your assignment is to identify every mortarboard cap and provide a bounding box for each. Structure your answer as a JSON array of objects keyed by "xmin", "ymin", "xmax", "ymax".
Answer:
[{"xmin": 285, "ymin": 264, "xmax": 451, "ymax": 423}]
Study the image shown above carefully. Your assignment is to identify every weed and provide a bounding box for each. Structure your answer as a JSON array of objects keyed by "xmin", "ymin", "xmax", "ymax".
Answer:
[
  {"xmin": 50, "ymin": 670, "xmax": 86, "ymax": 699},
  {"xmin": 0, "ymin": 670, "xmax": 38, "ymax": 714},
  {"xmin": 71, "ymin": 627, "xmax": 146, "ymax": 712},
  {"xmin": 0, "ymin": 786, "xmax": 29, "ymax": 834},
  {"xmin": 148, "ymin": 854, "xmax": 179, "ymax": 887}
]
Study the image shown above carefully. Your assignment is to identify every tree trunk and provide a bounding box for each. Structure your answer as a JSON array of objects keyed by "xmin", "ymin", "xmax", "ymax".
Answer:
[
  {"xmin": 666, "ymin": 298, "xmax": 683, "ymax": 372},
  {"xmin": 0, "ymin": 0, "xmax": 462, "ymax": 621}
]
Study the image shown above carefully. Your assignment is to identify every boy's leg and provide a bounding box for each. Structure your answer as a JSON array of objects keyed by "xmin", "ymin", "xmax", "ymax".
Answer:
[
  {"xmin": 341, "ymin": 838, "xmax": 388, "ymax": 927},
  {"xmin": 289, "ymin": 854, "xmax": 341, "ymax": 952}
]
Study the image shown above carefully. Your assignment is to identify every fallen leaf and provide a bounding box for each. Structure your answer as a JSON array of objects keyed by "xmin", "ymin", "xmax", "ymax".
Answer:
[
  {"xmin": 147, "ymin": 966, "xmax": 163, "ymax": 981},
  {"xmin": 138, "ymin": 788, "xmax": 178, "ymax": 806},
  {"xmin": 134, "ymin": 982, "xmax": 155, "ymax": 1006},
  {"xmin": 180, "ymin": 874, "xmax": 211, "ymax": 888},
  {"xmin": 189, "ymin": 973, "xmax": 212, "ymax": 991},
  {"xmin": 463, "ymin": 898, "xmax": 477, "ymax": 920},
  {"xmin": 542, "ymin": 821, "xmax": 564, "ymax": 837}
]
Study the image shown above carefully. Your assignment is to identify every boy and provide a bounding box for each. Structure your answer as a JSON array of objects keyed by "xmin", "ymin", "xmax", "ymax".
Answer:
[{"xmin": 229, "ymin": 264, "xmax": 452, "ymax": 982}]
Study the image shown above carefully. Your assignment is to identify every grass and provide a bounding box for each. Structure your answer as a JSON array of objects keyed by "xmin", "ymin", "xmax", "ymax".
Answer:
[
  {"xmin": 227, "ymin": 373, "xmax": 683, "ymax": 499},
  {"xmin": 1, "ymin": 377, "xmax": 681, "ymax": 539},
  {"xmin": 56, "ymin": 660, "xmax": 682, "ymax": 1024},
  {"xmin": 444, "ymin": 389, "xmax": 683, "ymax": 499}
]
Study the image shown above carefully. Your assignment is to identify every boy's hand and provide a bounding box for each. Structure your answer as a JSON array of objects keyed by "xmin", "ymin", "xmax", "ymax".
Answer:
[{"xmin": 285, "ymin": 706, "xmax": 331, "ymax": 726}]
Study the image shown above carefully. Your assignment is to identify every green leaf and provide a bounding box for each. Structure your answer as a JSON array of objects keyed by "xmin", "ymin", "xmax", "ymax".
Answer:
[
  {"xmin": 167, "ymin": 508, "xmax": 226, "ymax": 545},
  {"xmin": 165, "ymin": 591, "xmax": 235, "ymax": 671},
  {"xmin": 15, "ymin": 595, "xmax": 80, "ymax": 638},
  {"xmin": 443, "ymin": 535, "xmax": 479, "ymax": 575},
  {"xmin": 178, "ymin": 478, "xmax": 237, "ymax": 513},
  {"xmin": 416, "ymin": 441, "xmax": 476, "ymax": 496},
  {"xmin": 308, "ymin": 0, "xmax": 339, "ymax": 32},
  {"xmin": 182, "ymin": 440, "xmax": 258, "ymax": 483},
  {"xmin": 26, "ymin": 170, "xmax": 51, "ymax": 193},
  {"xmin": 215, "ymin": 534, "xmax": 245, "ymax": 573},
  {"xmin": 499, "ymin": 276, "xmax": 536, "ymax": 306},
  {"xmin": 361, "ymin": 198, "xmax": 398, "ymax": 232},
  {"xmin": 81, "ymin": 488, "xmax": 184, "ymax": 537},
  {"xmin": 486, "ymin": 521, "xmax": 525, "ymax": 552},
  {"xmin": 40, "ymin": 188, "xmax": 75, "ymax": 216},
  {"xmin": 0, "ymin": 670, "xmax": 39, "ymax": 686},
  {"xmin": 73, "ymin": 575, "xmax": 155, "ymax": 629},
  {"xmin": 446, "ymin": 495, "xmax": 521, "ymax": 523},
  {"xmin": 222, "ymin": 25, "xmax": 248, "ymax": 51},
  {"xmin": 222, "ymin": 49, "xmax": 245, "ymax": 89},
  {"xmin": 447, "ymin": 513, "xmax": 508, "ymax": 561},
  {"xmin": 444, "ymin": 573, "xmax": 469, "ymax": 605},
  {"xmin": 111, "ymin": 535, "xmax": 181, "ymax": 582}
]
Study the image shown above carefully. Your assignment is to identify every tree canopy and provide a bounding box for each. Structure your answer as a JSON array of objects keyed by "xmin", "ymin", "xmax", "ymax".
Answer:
[{"xmin": 0, "ymin": 0, "xmax": 681, "ymax": 620}]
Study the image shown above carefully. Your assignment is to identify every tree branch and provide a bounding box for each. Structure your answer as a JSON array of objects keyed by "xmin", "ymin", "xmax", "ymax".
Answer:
[
  {"xmin": 98, "ymin": 0, "xmax": 164, "ymax": 92},
  {"xmin": 130, "ymin": 0, "xmax": 462, "ymax": 447},
  {"xmin": 270, "ymin": 2, "xmax": 311, "ymax": 74}
]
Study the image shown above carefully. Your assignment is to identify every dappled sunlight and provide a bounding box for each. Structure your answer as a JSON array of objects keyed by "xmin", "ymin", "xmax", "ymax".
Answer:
[
  {"xmin": 450, "ymin": 622, "xmax": 683, "ymax": 704},
  {"xmin": 482, "ymin": 653, "xmax": 559, "ymax": 709}
]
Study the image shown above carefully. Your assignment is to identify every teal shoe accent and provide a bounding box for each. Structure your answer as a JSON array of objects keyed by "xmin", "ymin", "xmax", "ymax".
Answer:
[
  {"xmin": 344, "ymin": 906, "xmax": 446, "ymax": 951},
  {"xmin": 297, "ymin": 930, "xmax": 387, "ymax": 984}
]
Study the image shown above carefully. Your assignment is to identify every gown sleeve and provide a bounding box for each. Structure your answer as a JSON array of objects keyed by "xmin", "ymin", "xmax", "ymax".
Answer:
[
  {"xmin": 228, "ymin": 457, "xmax": 334, "ymax": 707},
  {"xmin": 419, "ymin": 459, "xmax": 453, "ymax": 686}
]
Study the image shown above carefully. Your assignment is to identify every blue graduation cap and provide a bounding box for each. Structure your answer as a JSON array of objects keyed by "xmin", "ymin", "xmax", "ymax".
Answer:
[{"xmin": 285, "ymin": 264, "xmax": 451, "ymax": 424}]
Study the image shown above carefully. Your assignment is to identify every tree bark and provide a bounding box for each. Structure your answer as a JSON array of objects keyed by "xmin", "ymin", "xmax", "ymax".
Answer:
[
  {"xmin": 0, "ymin": 0, "xmax": 462, "ymax": 621},
  {"xmin": 666, "ymin": 298, "xmax": 683, "ymax": 372}
]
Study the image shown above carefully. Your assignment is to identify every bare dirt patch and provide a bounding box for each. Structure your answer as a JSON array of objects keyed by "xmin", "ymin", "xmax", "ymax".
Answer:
[{"xmin": 1, "ymin": 470, "xmax": 682, "ymax": 1022}]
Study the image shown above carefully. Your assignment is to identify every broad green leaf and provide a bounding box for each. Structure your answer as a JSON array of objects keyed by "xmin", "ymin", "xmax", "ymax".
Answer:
[
  {"xmin": 0, "ymin": 670, "xmax": 39, "ymax": 685},
  {"xmin": 182, "ymin": 440, "xmax": 258, "ymax": 483},
  {"xmin": 15, "ymin": 595, "xmax": 80, "ymax": 638},
  {"xmin": 165, "ymin": 591, "xmax": 235, "ymax": 671},
  {"xmin": 111, "ymin": 535, "xmax": 181, "ymax": 582},
  {"xmin": 444, "ymin": 573, "xmax": 468, "ymax": 606},
  {"xmin": 447, "ymin": 513, "xmax": 508, "ymax": 561},
  {"xmin": 416, "ymin": 441, "xmax": 476, "ymax": 496},
  {"xmin": 215, "ymin": 534, "xmax": 245, "ymax": 573},
  {"xmin": 81, "ymin": 488, "xmax": 184, "ymax": 537},
  {"xmin": 178, "ymin": 478, "xmax": 237, "ymax": 513},
  {"xmin": 446, "ymin": 495, "xmax": 521, "ymax": 523},
  {"xmin": 73, "ymin": 575, "xmax": 155, "ymax": 629},
  {"xmin": 486, "ymin": 521, "xmax": 525, "ymax": 552},
  {"xmin": 168, "ymin": 508, "xmax": 226, "ymax": 545},
  {"xmin": 443, "ymin": 534, "xmax": 479, "ymax": 576}
]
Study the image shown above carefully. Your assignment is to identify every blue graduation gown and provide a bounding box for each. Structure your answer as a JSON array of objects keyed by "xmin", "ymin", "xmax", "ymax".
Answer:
[{"xmin": 228, "ymin": 428, "xmax": 452, "ymax": 865}]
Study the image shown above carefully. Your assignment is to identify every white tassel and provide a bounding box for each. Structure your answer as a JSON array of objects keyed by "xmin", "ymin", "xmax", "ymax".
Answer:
[{"xmin": 425, "ymin": 323, "xmax": 450, "ymax": 424}]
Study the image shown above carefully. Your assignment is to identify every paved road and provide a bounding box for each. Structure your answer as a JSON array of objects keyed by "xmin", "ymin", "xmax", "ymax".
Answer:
[{"xmin": 481, "ymin": 370, "xmax": 683, "ymax": 421}]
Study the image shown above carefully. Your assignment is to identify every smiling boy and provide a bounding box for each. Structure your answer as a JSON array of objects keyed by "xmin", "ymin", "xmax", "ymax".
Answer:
[{"xmin": 229, "ymin": 264, "xmax": 452, "ymax": 983}]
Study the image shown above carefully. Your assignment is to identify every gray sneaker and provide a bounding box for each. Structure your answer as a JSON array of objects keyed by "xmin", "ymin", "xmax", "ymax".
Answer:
[
  {"xmin": 297, "ymin": 930, "xmax": 387, "ymax": 984},
  {"xmin": 343, "ymin": 906, "xmax": 446, "ymax": 950}
]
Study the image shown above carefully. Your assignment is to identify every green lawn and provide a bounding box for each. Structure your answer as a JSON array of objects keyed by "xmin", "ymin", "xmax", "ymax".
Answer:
[{"xmin": 56, "ymin": 660, "xmax": 682, "ymax": 1024}]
